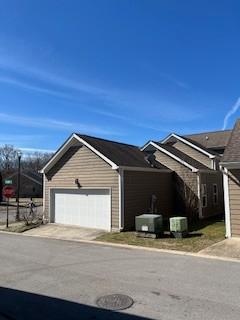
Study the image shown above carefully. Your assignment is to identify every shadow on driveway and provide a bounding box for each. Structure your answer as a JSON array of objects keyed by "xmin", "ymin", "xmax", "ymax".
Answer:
[{"xmin": 0, "ymin": 287, "xmax": 152, "ymax": 320}]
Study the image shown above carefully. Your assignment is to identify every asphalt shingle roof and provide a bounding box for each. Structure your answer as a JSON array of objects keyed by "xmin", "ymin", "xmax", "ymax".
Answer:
[
  {"xmin": 184, "ymin": 130, "xmax": 232, "ymax": 150},
  {"xmin": 222, "ymin": 119, "xmax": 240, "ymax": 163},
  {"xmin": 76, "ymin": 134, "xmax": 168, "ymax": 169},
  {"xmin": 153, "ymin": 142, "xmax": 210, "ymax": 170}
]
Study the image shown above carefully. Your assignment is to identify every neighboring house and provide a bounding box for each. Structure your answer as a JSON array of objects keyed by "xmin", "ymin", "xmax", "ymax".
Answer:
[
  {"xmin": 183, "ymin": 130, "xmax": 232, "ymax": 155},
  {"xmin": 220, "ymin": 119, "xmax": 240, "ymax": 238},
  {"xmin": 40, "ymin": 134, "xmax": 173, "ymax": 231},
  {"xmin": 142, "ymin": 135, "xmax": 224, "ymax": 220},
  {"xmin": 1, "ymin": 170, "xmax": 43, "ymax": 199},
  {"xmin": 0, "ymin": 172, "xmax": 2, "ymax": 202}
]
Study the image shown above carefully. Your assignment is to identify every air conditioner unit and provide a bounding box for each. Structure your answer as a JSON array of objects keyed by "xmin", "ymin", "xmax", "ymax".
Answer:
[
  {"xmin": 169, "ymin": 217, "xmax": 188, "ymax": 238},
  {"xmin": 135, "ymin": 214, "xmax": 163, "ymax": 238}
]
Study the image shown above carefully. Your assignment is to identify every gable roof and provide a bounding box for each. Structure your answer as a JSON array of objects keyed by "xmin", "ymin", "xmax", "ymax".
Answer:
[
  {"xmin": 41, "ymin": 133, "xmax": 169, "ymax": 173},
  {"xmin": 222, "ymin": 119, "xmax": 240, "ymax": 165},
  {"xmin": 3, "ymin": 170, "xmax": 42, "ymax": 185},
  {"xmin": 161, "ymin": 133, "xmax": 216, "ymax": 158},
  {"xmin": 142, "ymin": 141, "xmax": 211, "ymax": 172},
  {"xmin": 75, "ymin": 134, "xmax": 167, "ymax": 169},
  {"xmin": 184, "ymin": 130, "xmax": 232, "ymax": 150}
]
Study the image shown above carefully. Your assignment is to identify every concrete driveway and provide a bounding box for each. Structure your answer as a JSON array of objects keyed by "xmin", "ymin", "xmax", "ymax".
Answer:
[
  {"xmin": 0, "ymin": 233, "xmax": 240, "ymax": 320},
  {"xmin": 199, "ymin": 238, "xmax": 240, "ymax": 259},
  {"xmin": 24, "ymin": 223, "xmax": 106, "ymax": 241}
]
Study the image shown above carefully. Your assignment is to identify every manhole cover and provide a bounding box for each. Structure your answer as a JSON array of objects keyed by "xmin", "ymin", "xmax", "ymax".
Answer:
[{"xmin": 96, "ymin": 294, "xmax": 134, "ymax": 310}]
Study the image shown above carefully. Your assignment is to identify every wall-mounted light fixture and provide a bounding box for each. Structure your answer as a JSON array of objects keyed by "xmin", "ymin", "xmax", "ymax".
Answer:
[{"xmin": 75, "ymin": 178, "xmax": 81, "ymax": 188}]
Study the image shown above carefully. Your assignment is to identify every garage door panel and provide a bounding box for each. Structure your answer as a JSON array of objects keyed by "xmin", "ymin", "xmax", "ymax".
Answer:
[{"xmin": 53, "ymin": 189, "xmax": 111, "ymax": 230}]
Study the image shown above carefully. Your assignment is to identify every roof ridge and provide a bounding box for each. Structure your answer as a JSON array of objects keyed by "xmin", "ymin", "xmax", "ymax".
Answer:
[
  {"xmin": 184, "ymin": 129, "xmax": 232, "ymax": 136},
  {"xmin": 76, "ymin": 133, "xmax": 140, "ymax": 149}
]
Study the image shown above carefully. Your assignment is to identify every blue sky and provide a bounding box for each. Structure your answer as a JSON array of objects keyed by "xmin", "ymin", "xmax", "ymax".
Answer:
[{"xmin": 0, "ymin": 0, "xmax": 240, "ymax": 153}]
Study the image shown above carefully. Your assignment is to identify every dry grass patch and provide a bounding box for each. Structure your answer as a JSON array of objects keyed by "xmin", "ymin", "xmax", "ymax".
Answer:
[{"xmin": 96, "ymin": 220, "xmax": 225, "ymax": 253}]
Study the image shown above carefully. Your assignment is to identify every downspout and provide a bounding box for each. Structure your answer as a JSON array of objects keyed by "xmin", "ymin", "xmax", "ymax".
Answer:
[
  {"xmin": 222, "ymin": 166, "xmax": 231, "ymax": 238},
  {"xmin": 197, "ymin": 172, "xmax": 203, "ymax": 219},
  {"xmin": 118, "ymin": 168, "xmax": 124, "ymax": 231},
  {"xmin": 42, "ymin": 173, "xmax": 46, "ymax": 223}
]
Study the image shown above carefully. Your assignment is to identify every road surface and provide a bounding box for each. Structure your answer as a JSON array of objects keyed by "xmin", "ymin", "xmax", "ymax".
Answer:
[{"xmin": 0, "ymin": 233, "xmax": 239, "ymax": 320}]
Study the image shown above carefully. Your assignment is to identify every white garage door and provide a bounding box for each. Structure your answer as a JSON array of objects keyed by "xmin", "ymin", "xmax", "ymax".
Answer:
[{"xmin": 53, "ymin": 189, "xmax": 111, "ymax": 231}]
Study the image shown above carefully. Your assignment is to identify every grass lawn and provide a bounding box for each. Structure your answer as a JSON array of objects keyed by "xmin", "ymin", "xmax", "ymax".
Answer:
[
  {"xmin": 96, "ymin": 219, "xmax": 225, "ymax": 253},
  {"xmin": 0, "ymin": 221, "xmax": 42, "ymax": 233}
]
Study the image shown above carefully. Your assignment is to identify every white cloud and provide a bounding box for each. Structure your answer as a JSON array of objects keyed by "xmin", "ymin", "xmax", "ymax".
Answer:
[
  {"xmin": 222, "ymin": 97, "xmax": 240, "ymax": 130},
  {"xmin": 0, "ymin": 75, "xmax": 72, "ymax": 100},
  {"xmin": 0, "ymin": 112, "xmax": 118, "ymax": 136},
  {"xmin": 20, "ymin": 147, "xmax": 55, "ymax": 153}
]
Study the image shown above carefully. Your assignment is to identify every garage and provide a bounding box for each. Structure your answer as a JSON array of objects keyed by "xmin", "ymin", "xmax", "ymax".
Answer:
[
  {"xmin": 51, "ymin": 189, "xmax": 111, "ymax": 231},
  {"xmin": 41, "ymin": 133, "xmax": 173, "ymax": 231}
]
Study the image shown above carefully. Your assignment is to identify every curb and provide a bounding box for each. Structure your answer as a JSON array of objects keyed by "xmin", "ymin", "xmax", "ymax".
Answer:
[{"xmin": 0, "ymin": 230, "xmax": 240, "ymax": 264}]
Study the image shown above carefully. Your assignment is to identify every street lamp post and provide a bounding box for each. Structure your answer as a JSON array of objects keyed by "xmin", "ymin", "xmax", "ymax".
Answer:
[{"xmin": 16, "ymin": 151, "xmax": 22, "ymax": 221}]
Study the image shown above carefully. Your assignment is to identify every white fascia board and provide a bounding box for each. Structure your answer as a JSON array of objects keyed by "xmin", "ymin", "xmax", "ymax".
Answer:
[
  {"xmin": 73, "ymin": 134, "xmax": 119, "ymax": 170},
  {"xmin": 142, "ymin": 141, "xmax": 198, "ymax": 172},
  {"xmin": 140, "ymin": 140, "xmax": 152, "ymax": 151},
  {"xmin": 41, "ymin": 133, "xmax": 119, "ymax": 173},
  {"xmin": 161, "ymin": 133, "xmax": 173, "ymax": 144},
  {"xmin": 162, "ymin": 133, "xmax": 216, "ymax": 159},
  {"xmin": 40, "ymin": 134, "xmax": 76, "ymax": 173}
]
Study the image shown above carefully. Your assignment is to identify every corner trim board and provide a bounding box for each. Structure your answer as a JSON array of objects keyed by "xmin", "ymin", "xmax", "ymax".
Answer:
[{"xmin": 223, "ymin": 167, "xmax": 231, "ymax": 238}]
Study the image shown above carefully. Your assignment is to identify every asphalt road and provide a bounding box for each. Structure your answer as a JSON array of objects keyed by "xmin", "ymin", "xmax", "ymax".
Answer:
[{"xmin": 0, "ymin": 233, "xmax": 239, "ymax": 320}]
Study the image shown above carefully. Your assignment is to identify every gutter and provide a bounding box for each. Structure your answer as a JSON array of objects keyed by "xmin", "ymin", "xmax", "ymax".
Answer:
[{"xmin": 219, "ymin": 161, "xmax": 240, "ymax": 169}]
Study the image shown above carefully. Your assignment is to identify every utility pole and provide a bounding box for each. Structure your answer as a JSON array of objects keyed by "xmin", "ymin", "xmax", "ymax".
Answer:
[{"xmin": 16, "ymin": 151, "xmax": 22, "ymax": 221}]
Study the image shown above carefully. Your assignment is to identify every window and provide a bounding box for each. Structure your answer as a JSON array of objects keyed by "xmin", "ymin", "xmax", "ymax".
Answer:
[
  {"xmin": 201, "ymin": 184, "xmax": 207, "ymax": 208},
  {"xmin": 213, "ymin": 184, "xmax": 218, "ymax": 206}
]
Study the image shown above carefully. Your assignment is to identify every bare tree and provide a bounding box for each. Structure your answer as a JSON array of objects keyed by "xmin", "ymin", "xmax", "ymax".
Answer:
[
  {"xmin": 22, "ymin": 152, "xmax": 53, "ymax": 172},
  {"xmin": 0, "ymin": 144, "xmax": 52, "ymax": 173},
  {"xmin": 0, "ymin": 145, "xmax": 19, "ymax": 171}
]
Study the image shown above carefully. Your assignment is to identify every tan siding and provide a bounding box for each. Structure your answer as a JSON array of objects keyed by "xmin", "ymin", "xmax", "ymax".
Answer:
[
  {"xmin": 154, "ymin": 150, "xmax": 199, "ymax": 219},
  {"xmin": 173, "ymin": 141, "xmax": 212, "ymax": 168},
  {"xmin": 44, "ymin": 145, "xmax": 119, "ymax": 229},
  {"xmin": 200, "ymin": 171, "xmax": 224, "ymax": 218},
  {"xmin": 228, "ymin": 169, "xmax": 240, "ymax": 237},
  {"xmin": 124, "ymin": 171, "xmax": 173, "ymax": 230}
]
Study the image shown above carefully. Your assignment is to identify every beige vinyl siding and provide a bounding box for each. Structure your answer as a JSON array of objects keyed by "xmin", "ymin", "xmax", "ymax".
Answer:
[
  {"xmin": 123, "ymin": 171, "xmax": 173, "ymax": 230},
  {"xmin": 153, "ymin": 150, "xmax": 199, "ymax": 219},
  {"xmin": 173, "ymin": 141, "xmax": 213, "ymax": 168},
  {"xmin": 200, "ymin": 171, "xmax": 224, "ymax": 218},
  {"xmin": 44, "ymin": 145, "xmax": 119, "ymax": 229},
  {"xmin": 228, "ymin": 169, "xmax": 240, "ymax": 237}
]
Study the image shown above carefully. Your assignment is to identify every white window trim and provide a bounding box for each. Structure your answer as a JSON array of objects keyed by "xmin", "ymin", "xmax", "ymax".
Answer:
[
  {"xmin": 213, "ymin": 183, "xmax": 218, "ymax": 206},
  {"xmin": 201, "ymin": 183, "xmax": 207, "ymax": 208},
  {"xmin": 161, "ymin": 133, "xmax": 216, "ymax": 159}
]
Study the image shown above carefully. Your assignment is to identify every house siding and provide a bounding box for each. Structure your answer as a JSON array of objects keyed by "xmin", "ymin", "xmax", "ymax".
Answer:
[
  {"xmin": 153, "ymin": 150, "xmax": 199, "ymax": 219},
  {"xmin": 44, "ymin": 145, "xmax": 119, "ymax": 229},
  {"xmin": 228, "ymin": 169, "xmax": 240, "ymax": 237},
  {"xmin": 123, "ymin": 170, "xmax": 173, "ymax": 230},
  {"xmin": 173, "ymin": 141, "xmax": 213, "ymax": 168},
  {"xmin": 200, "ymin": 171, "xmax": 224, "ymax": 218}
]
